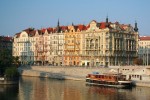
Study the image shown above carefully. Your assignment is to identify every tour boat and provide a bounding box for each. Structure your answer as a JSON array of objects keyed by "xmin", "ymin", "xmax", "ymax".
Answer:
[{"xmin": 86, "ymin": 72, "xmax": 132, "ymax": 88}]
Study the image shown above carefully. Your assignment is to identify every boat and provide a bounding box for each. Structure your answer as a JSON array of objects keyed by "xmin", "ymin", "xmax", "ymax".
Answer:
[
  {"xmin": 0, "ymin": 77, "xmax": 19, "ymax": 85},
  {"xmin": 86, "ymin": 72, "xmax": 132, "ymax": 88}
]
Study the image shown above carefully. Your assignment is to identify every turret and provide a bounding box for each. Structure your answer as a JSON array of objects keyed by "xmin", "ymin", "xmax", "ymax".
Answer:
[
  {"xmin": 105, "ymin": 16, "xmax": 109, "ymax": 27},
  {"xmin": 134, "ymin": 21, "xmax": 138, "ymax": 32},
  {"xmin": 72, "ymin": 22, "xmax": 74, "ymax": 26},
  {"xmin": 57, "ymin": 19, "xmax": 61, "ymax": 33}
]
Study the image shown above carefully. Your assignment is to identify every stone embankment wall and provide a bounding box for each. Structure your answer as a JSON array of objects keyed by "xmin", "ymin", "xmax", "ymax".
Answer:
[
  {"xmin": 18, "ymin": 66, "xmax": 111, "ymax": 80},
  {"xmin": 18, "ymin": 66, "xmax": 150, "ymax": 87}
]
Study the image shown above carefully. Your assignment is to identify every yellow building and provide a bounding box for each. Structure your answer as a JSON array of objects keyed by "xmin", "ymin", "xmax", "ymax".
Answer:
[{"xmin": 64, "ymin": 24, "xmax": 86, "ymax": 66}]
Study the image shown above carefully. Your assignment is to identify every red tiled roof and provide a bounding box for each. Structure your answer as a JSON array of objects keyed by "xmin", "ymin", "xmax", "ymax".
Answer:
[
  {"xmin": 60, "ymin": 26, "xmax": 68, "ymax": 31},
  {"xmin": 86, "ymin": 24, "xmax": 90, "ymax": 29},
  {"xmin": 23, "ymin": 28, "xmax": 35, "ymax": 34},
  {"xmin": 41, "ymin": 28, "xmax": 46, "ymax": 33},
  {"xmin": 15, "ymin": 33, "xmax": 21, "ymax": 38},
  {"xmin": 139, "ymin": 36, "xmax": 150, "ymax": 40},
  {"xmin": 3, "ymin": 36, "xmax": 12, "ymax": 41},
  {"xmin": 77, "ymin": 24, "xmax": 86, "ymax": 31},
  {"xmin": 119, "ymin": 25, "xmax": 126, "ymax": 30},
  {"xmin": 28, "ymin": 30, "xmax": 36, "ymax": 36},
  {"xmin": 22, "ymin": 28, "xmax": 36, "ymax": 37},
  {"xmin": 47, "ymin": 27, "xmax": 53, "ymax": 33},
  {"xmin": 53, "ymin": 28, "xmax": 57, "ymax": 33},
  {"xmin": 99, "ymin": 22, "xmax": 106, "ymax": 29}
]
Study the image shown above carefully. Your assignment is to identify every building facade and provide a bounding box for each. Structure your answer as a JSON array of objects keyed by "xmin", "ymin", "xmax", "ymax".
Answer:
[
  {"xmin": 138, "ymin": 36, "xmax": 150, "ymax": 65},
  {"xmin": 13, "ymin": 18, "xmax": 139, "ymax": 67},
  {"xmin": 13, "ymin": 28, "xmax": 35, "ymax": 65},
  {"xmin": 81, "ymin": 19, "xmax": 139, "ymax": 67},
  {"xmin": 64, "ymin": 24, "xmax": 86, "ymax": 66}
]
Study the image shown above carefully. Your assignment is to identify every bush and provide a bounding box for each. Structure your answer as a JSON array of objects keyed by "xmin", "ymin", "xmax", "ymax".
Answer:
[{"xmin": 5, "ymin": 67, "xmax": 19, "ymax": 78}]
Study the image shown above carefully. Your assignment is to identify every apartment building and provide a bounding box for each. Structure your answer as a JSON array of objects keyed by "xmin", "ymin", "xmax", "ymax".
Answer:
[
  {"xmin": 81, "ymin": 18, "xmax": 138, "ymax": 66},
  {"xmin": 13, "ymin": 18, "xmax": 139, "ymax": 66},
  {"xmin": 13, "ymin": 28, "xmax": 35, "ymax": 65},
  {"xmin": 48, "ymin": 22, "xmax": 66, "ymax": 66},
  {"xmin": 64, "ymin": 24, "xmax": 86, "ymax": 66},
  {"xmin": 138, "ymin": 36, "xmax": 150, "ymax": 65}
]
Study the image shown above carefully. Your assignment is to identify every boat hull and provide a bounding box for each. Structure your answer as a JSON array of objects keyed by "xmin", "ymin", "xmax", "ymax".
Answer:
[{"xmin": 86, "ymin": 78, "xmax": 132, "ymax": 88}]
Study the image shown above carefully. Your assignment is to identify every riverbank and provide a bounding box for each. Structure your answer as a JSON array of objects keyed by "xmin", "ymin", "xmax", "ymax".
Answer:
[
  {"xmin": 18, "ymin": 66, "xmax": 150, "ymax": 87},
  {"xmin": 18, "ymin": 66, "xmax": 111, "ymax": 80}
]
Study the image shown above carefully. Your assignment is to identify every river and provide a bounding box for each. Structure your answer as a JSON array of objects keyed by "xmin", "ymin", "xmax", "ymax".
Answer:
[{"xmin": 0, "ymin": 76, "xmax": 150, "ymax": 100}]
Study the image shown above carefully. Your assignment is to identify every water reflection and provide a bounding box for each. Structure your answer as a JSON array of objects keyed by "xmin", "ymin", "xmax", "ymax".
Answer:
[
  {"xmin": 19, "ymin": 77, "xmax": 86, "ymax": 100},
  {"xmin": 2, "ymin": 77, "xmax": 150, "ymax": 100},
  {"xmin": 0, "ymin": 85, "xmax": 19, "ymax": 100}
]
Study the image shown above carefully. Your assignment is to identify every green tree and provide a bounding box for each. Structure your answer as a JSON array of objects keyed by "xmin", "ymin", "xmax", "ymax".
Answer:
[
  {"xmin": 5, "ymin": 67, "xmax": 19, "ymax": 78},
  {"xmin": 0, "ymin": 48, "xmax": 20, "ymax": 76}
]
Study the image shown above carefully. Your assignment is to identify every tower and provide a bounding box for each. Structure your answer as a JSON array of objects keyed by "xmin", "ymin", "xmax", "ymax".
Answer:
[
  {"xmin": 57, "ymin": 19, "xmax": 61, "ymax": 33},
  {"xmin": 134, "ymin": 21, "xmax": 138, "ymax": 32},
  {"xmin": 105, "ymin": 16, "xmax": 109, "ymax": 27}
]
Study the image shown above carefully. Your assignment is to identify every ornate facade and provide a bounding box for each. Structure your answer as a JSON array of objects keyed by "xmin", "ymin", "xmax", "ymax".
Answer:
[
  {"xmin": 13, "ymin": 28, "xmax": 35, "ymax": 65},
  {"xmin": 82, "ymin": 19, "xmax": 139, "ymax": 66},
  {"xmin": 64, "ymin": 24, "xmax": 86, "ymax": 66},
  {"xmin": 13, "ymin": 18, "xmax": 139, "ymax": 66}
]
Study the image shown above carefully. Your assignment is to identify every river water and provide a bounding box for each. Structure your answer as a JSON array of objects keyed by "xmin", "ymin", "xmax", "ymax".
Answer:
[{"xmin": 0, "ymin": 77, "xmax": 150, "ymax": 100}]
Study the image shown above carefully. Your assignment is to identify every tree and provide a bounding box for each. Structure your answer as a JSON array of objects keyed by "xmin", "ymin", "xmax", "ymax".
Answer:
[{"xmin": 0, "ymin": 48, "xmax": 20, "ymax": 76}]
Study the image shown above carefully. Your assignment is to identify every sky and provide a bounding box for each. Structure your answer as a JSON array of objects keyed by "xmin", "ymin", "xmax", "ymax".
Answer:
[{"xmin": 0, "ymin": 0, "xmax": 150, "ymax": 36}]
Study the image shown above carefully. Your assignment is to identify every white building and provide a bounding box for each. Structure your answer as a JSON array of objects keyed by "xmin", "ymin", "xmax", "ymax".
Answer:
[{"xmin": 13, "ymin": 28, "xmax": 36, "ymax": 65}]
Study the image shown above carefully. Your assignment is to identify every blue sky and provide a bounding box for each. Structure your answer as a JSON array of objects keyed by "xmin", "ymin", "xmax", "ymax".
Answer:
[{"xmin": 0, "ymin": 0, "xmax": 150, "ymax": 36}]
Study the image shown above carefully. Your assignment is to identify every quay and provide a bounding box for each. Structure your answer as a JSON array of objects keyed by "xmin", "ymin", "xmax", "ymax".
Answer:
[
  {"xmin": 18, "ymin": 66, "xmax": 110, "ymax": 80},
  {"xmin": 18, "ymin": 65, "xmax": 150, "ymax": 87}
]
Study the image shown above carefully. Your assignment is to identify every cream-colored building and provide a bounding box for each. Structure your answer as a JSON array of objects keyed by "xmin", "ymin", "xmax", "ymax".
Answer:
[
  {"xmin": 13, "ymin": 28, "xmax": 36, "ymax": 65},
  {"xmin": 138, "ymin": 36, "xmax": 150, "ymax": 65},
  {"xmin": 48, "ymin": 21, "xmax": 66, "ymax": 66},
  {"xmin": 82, "ymin": 18, "xmax": 139, "ymax": 67},
  {"xmin": 48, "ymin": 31, "xmax": 65, "ymax": 66}
]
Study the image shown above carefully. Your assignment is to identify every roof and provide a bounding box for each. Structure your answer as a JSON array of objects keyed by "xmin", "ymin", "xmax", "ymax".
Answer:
[
  {"xmin": 0, "ymin": 36, "xmax": 13, "ymax": 41},
  {"xmin": 77, "ymin": 24, "xmax": 87, "ymax": 31},
  {"xmin": 15, "ymin": 33, "xmax": 21, "ymax": 38},
  {"xmin": 47, "ymin": 27, "xmax": 54, "ymax": 33},
  {"xmin": 4, "ymin": 37, "xmax": 12, "ymax": 41},
  {"xmin": 99, "ymin": 22, "xmax": 106, "ymax": 29},
  {"xmin": 139, "ymin": 36, "xmax": 150, "ymax": 41},
  {"xmin": 13, "ymin": 20, "xmax": 135, "ymax": 36}
]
